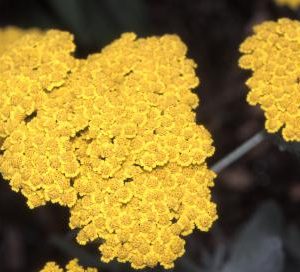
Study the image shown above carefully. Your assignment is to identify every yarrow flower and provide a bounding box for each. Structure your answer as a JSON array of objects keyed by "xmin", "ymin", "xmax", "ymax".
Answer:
[
  {"xmin": 0, "ymin": 29, "xmax": 217, "ymax": 269},
  {"xmin": 40, "ymin": 259, "xmax": 97, "ymax": 272},
  {"xmin": 239, "ymin": 18, "xmax": 300, "ymax": 142},
  {"xmin": 274, "ymin": 0, "xmax": 300, "ymax": 9}
]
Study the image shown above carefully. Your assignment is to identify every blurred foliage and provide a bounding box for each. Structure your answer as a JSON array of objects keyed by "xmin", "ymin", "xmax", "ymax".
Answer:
[
  {"xmin": 271, "ymin": 133, "xmax": 300, "ymax": 159},
  {"xmin": 201, "ymin": 201, "xmax": 284, "ymax": 272}
]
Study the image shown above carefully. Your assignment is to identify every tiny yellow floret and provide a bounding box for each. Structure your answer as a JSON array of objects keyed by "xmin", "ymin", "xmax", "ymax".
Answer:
[{"xmin": 40, "ymin": 259, "xmax": 97, "ymax": 272}]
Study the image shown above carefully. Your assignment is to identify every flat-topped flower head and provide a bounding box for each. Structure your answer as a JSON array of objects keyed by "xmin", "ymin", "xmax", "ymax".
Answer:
[
  {"xmin": 0, "ymin": 30, "xmax": 217, "ymax": 269},
  {"xmin": 239, "ymin": 18, "xmax": 300, "ymax": 141},
  {"xmin": 275, "ymin": 0, "xmax": 300, "ymax": 9},
  {"xmin": 40, "ymin": 259, "xmax": 97, "ymax": 272}
]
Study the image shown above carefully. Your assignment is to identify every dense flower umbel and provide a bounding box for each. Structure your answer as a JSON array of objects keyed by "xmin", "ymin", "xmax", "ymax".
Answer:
[
  {"xmin": 275, "ymin": 0, "xmax": 300, "ymax": 9},
  {"xmin": 40, "ymin": 259, "xmax": 97, "ymax": 272},
  {"xmin": 239, "ymin": 18, "xmax": 300, "ymax": 141},
  {"xmin": 0, "ymin": 30, "xmax": 217, "ymax": 269}
]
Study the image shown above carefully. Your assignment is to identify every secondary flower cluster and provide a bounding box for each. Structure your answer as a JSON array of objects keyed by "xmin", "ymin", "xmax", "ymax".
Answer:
[
  {"xmin": 239, "ymin": 18, "xmax": 300, "ymax": 141},
  {"xmin": 40, "ymin": 259, "xmax": 97, "ymax": 272},
  {"xmin": 0, "ymin": 30, "xmax": 217, "ymax": 269},
  {"xmin": 275, "ymin": 0, "xmax": 300, "ymax": 9}
]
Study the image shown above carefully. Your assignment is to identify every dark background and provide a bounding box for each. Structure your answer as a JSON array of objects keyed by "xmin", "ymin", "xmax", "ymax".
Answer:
[{"xmin": 1, "ymin": 0, "xmax": 300, "ymax": 271}]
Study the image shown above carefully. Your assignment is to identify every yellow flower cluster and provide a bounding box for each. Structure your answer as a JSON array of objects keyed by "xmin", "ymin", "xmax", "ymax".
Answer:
[
  {"xmin": 275, "ymin": 0, "xmax": 300, "ymax": 9},
  {"xmin": 40, "ymin": 259, "xmax": 97, "ymax": 272},
  {"xmin": 0, "ymin": 29, "xmax": 77, "ymax": 141},
  {"xmin": 0, "ymin": 27, "xmax": 41, "ymax": 56},
  {"xmin": 0, "ymin": 27, "xmax": 40, "ymax": 149},
  {"xmin": 0, "ymin": 30, "xmax": 217, "ymax": 269},
  {"xmin": 239, "ymin": 18, "xmax": 300, "ymax": 141}
]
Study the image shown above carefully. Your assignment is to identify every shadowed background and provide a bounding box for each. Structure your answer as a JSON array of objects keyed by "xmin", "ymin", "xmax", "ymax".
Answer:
[{"xmin": 1, "ymin": 0, "xmax": 300, "ymax": 271}]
